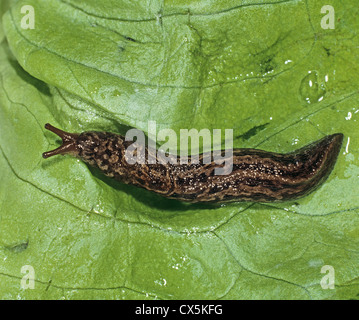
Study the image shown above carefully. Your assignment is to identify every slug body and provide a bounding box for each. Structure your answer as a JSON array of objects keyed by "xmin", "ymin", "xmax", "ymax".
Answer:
[{"xmin": 43, "ymin": 123, "xmax": 343, "ymax": 203}]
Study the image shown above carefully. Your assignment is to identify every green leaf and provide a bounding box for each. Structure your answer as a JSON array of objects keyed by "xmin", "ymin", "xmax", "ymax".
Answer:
[{"xmin": 1, "ymin": 0, "xmax": 359, "ymax": 299}]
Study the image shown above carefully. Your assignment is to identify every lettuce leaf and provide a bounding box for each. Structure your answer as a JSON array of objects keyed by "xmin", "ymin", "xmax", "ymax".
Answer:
[{"xmin": 1, "ymin": 0, "xmax": 359, "ymax": 299}]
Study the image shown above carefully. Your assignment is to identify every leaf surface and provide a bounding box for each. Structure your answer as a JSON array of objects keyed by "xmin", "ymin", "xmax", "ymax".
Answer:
[{"xmin": 1, "ymin": 0, "xmax": 359, "ymax": 299}]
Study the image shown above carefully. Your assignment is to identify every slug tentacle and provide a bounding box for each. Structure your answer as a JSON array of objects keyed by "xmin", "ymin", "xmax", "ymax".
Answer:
[
  {"xmin": 42, "ymin": 123, "xmax": 79, "ymax": 159},
  {"xmin": 42, "ymin": 123, "xmax": 343, "ymax": 203}
]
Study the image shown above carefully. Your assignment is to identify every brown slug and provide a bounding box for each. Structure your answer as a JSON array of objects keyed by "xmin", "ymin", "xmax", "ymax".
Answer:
[{"xmin": 42, "ymin": 123, "xmax": 343, "ymax": 203}]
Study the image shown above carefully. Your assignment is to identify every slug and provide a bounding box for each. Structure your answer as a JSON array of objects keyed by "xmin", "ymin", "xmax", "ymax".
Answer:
[{"xmin": 42, "ymin": 123, "xmax": 343, "ymax": 203}]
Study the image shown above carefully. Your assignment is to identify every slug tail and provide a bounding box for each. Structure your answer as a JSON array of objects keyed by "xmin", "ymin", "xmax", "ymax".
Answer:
[
  {"xmin": 311, "ymin": 133, "xmax": 343, "ymax": 183},
  {"xmin": 42, "ymin": 123, "xmax": 79, "ymax": 159},
  {"xmin": 285, "ymin": 133, "xmax": 344, "ymax": 200}
]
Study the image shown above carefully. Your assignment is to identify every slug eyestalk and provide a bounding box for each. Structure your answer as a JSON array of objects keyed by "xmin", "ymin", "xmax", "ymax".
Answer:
[{"xmin": 42, "ymin": 123, "xmax": 79, "ymax": 159}]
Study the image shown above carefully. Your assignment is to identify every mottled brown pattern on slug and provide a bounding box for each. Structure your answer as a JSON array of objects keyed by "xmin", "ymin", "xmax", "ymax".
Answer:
[{"xmin": 64, "ymin": 130, "xmax": 343, "ymax": 203}]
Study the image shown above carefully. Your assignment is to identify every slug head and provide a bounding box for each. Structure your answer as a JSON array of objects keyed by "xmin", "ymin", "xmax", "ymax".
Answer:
[
  {"xmin": 42, "ymin": 124, "xmax": 120, "ymax": 165},
  {"xmin": 42, "ymin": 123, "xmax": 80, "ymax": 159}
]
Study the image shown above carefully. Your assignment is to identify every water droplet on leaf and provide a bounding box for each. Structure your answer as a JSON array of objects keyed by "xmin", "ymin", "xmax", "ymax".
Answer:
[{"xmin": 299, "ymin": 71, "xmax": 326, "ymax": 104}]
